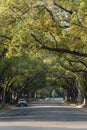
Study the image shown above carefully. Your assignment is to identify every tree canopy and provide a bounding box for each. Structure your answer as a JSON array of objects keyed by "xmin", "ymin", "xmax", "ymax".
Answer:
[
  {"xmin": 0, "ymin": 0, "xmax": 87, "ymax": 57},
  {"xmin": 0, "ymin": 0, "xmax": 87, "ymax": 105}
]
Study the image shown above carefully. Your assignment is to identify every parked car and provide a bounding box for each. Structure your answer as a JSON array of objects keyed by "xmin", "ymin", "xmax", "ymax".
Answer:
[{"xmin": 17, "ymin": 98, "xmax": 28, "ymax": 107}]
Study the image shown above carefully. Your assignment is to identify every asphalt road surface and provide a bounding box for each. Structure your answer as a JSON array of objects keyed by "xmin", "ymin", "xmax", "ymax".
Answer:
[{"xmin": 0, "ymin": 99, "xmax": 87, "ymax": 130}]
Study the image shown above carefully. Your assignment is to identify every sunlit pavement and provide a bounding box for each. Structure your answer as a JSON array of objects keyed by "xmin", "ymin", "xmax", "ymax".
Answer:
[
  {"xmin": 0, "ymin": 99, "xmax": 87, "ymax": 130},
  {"xmin": 0, "ymin": 121, "xmax": 87, "ymax": 129},
  {"xmin": 0, "ymin": 127, "xmax": 86, "ymax": 130}
]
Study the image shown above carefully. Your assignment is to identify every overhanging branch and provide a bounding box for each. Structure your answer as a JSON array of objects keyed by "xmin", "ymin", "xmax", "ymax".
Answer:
[
  {"xmin": 53, "ymin": 0, "xmax": 73, "ymax": 14},
  {"xmin": 67, "ymin": 59, "xmax": 87, "ymax": 68},
  {"xmin": 60, "ymin": 61, "xmax": 87, "ymax": 74},
  {"xmin": 43, "ymin": 6, "xmax": 56, "ymax": 22},
  {"xmin": 42, "ymin": 46, "xmax": 87, "ymax": 57},
  {"xmin": 31, "ymin": 33, "xmax": 87, "ymax": 57}
]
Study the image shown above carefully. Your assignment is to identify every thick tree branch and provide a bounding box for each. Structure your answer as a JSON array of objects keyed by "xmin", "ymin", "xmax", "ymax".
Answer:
[
  {"xmin": 42, "ymin": 46, "xmax": 87, "ymax": 57},
  {"xmin": 78, "ymin": 61, "xmax": 87, "ymax": 68},
  {"xmin": 32, "ymin": 33, "xmax": 87, "ymax": 57},
  {"xmin": 43, "ymin": 6, "xmax": 56, "ymax": 22},
  {"xmin": 31, "ymin": 33, "xmax": 43, "ymax": 45},
  {"xmin": 67, "ymin": 59, "xmax": 87, "ymax": 68},
  {"xmin": 53, "ymin": 0, "xmax": 73, "ymax": 14},
  {"xmin": 60, "ymin": 61, "xmax": 87, "ymax": 74},
  {"xmin": 72, "ymin": 69, "xmax": 87, "ymax": 74},
  {"xmin": 64, "ymin": 19, "xmax": 87, "ymax": 29},
  {"xmin": 5, "ymin": 73, "xmax": 24, "ymax": 91}
]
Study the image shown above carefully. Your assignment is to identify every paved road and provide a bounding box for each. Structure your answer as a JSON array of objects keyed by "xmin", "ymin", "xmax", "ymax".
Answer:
[{"xmin": 0, "ymin": 99, "xmax": 87, "ymax": 130}]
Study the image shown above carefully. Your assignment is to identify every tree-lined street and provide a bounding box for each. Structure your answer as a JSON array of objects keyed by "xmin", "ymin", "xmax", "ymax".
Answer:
[
  {"xmin": 0, "ymin": 0, "xmax": 87, "ymax": 106},
  {"xmin": 0, "ymin": 100, "xmax": 87, "ymax": 129},
  {"xmin": 0, "ymin": 0, "xmax": 87, "ymax": 129}
]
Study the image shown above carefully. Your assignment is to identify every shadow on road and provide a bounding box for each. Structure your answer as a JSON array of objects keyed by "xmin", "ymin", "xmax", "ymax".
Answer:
[{"xmin": 0, "ymin": 100, "xmax": 87, "ymax": 122}]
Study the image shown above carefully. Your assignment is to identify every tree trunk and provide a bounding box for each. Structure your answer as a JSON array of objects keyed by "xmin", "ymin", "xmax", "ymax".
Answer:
[
  {"xmin": 1, "ymin": 89, "xmax": 5, "ymax": 108},
  {"xmin": 77, "ymin": 89, "xmax": 83, "ymax": 104},
  {"xmin": 83, "ymin": 97, "xmax": 87, "ymax": 106}
]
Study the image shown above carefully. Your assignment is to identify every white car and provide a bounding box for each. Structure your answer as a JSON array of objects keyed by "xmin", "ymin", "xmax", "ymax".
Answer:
[{"xmin": 17, "ymin": 98, "xmax": 28, "ymax": 107}]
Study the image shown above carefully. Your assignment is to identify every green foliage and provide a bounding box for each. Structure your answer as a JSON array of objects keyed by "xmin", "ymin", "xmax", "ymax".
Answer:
[{"xmin": 0, "ymin": 0, "xmax": 87, "ymax": 104}]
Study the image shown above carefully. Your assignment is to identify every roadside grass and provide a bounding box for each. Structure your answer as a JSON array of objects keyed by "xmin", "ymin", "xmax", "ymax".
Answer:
[
  {"xmin": 0, "ymin": 104, "xmax": 16, "ymax": 111},
  {"xmin": 28, "ymin": 98, "xmax": 38, "ymax": 102},
  {"xmin": 64, "ymin": 100, "xmax": 78, "ymax": 107}
]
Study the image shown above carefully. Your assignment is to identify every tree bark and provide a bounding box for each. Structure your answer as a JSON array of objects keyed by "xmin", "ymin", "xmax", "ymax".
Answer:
[
  {"xmin": 83, "ymin": 97, "xmax": 87, "ymax": 106},
  {"xmin": 1, "ymin": 89, "xmax": 5, "ymax": 108}
]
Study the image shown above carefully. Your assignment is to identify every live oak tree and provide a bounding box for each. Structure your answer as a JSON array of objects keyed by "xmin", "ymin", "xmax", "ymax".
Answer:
[
  {"xmin": 0, "ymin": 52, "xmax": 48, "ymax": 103},
  {"xmin": 58, "ymin": 55, "xmax": 87, "ymax": 104}
]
